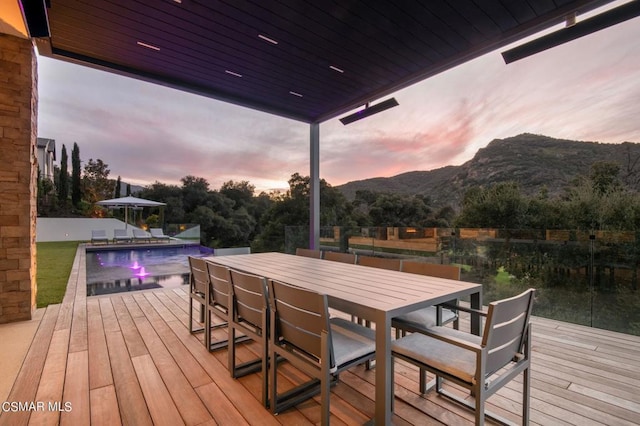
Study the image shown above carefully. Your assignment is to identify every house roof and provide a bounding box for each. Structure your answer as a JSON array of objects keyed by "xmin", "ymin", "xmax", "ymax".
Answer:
[
  {"xmin": 31, "ymin": 0, "xmax": 620, "ymax": 123},
  {"xmin": 36, "ymin": 137, "xmax": 56, "ymax": 159}
]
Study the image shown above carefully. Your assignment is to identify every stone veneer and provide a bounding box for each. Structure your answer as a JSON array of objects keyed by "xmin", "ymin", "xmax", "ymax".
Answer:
[{"xmin": 0, "ymin": 34, "xmax": 37, "ymax": 323}]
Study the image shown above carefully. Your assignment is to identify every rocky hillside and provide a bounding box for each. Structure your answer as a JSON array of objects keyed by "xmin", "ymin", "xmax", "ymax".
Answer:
[{"xmin": 336, "ymin": 134, "xmax": 640, "ymax": 207}]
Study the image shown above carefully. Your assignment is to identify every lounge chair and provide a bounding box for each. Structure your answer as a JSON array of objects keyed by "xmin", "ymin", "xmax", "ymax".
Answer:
[
  {"xmin": 132, "ymin": 228, "xmax": 151, "ymax": 243},
  {"xmin": 150, "ymin": 228, "xmax": 170, "ymax": 242},
  {"xmin": 91, "ymin": 230, "xmax": 109, "ymax": 244},
  {"xmin": 113, "ymin": 229, "xmax": 131, "ymax": 243}
]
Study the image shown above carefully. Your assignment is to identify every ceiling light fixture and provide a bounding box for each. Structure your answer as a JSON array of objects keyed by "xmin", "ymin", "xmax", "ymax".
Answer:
[
  {"xmin": 137, "ymin": 41, "xmax": 161, "ymax": 51},
  {"xmin": 339, "ymin": 98, "xmax": 399, "ymax": 125},
  {"xmin": 501, "ymin": 1, "xmax": 640, "ymax": 64},
  {"xmin": 289, "ymin": 91, "xmax": 303, "ymax": 97},
  {"xmin": 329, "ymin": 65, "xmax": 344, "ymax": 73},
  {"xmin": 258, "ymin": 34, "xmax": 278, "ymax": 45},
  {"xmin": 225, "ymin": 70, "xmax": 243, "ymax": 77}
]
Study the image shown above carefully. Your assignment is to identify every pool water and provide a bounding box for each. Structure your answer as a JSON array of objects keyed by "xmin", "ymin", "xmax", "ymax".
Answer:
[{"xmin": 86, "ymin": 245, "xmax": 213, "ymax": 296}]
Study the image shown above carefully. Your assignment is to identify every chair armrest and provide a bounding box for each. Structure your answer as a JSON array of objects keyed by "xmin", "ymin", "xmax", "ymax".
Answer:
[
  {"xmin": 440, "ymin": 302, "xmax": 487, "ymax": 317},
  {"xmin": 419, "ymin": 326, "xmax": 483, "ymax": 354}
]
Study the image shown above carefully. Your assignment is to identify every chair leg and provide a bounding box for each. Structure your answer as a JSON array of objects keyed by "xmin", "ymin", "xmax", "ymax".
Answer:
[
  {"xmin": 474, "ymin": 383, "xmax": 484, "ymax": 426},
  {"xmin": 523, "ymin": 366, "xmax": 530, "ymax": 425},
  {"xmin": 419, "ymin": 367, "xmax": 428, "ymax": 394},
  {"xmin": 321, "ymin": 375, "xmax": 330, "ymax": 426},
  {"xmin": 261, "ymin": 336, "xmax": 269, "ymax": 408},
  {"xmin": 270, "ymin": 349, "xmax": 278, "ymax": 413},
  {"xmin": 228, "ymin": 322, "xmax": 236, "ymax": 377}
]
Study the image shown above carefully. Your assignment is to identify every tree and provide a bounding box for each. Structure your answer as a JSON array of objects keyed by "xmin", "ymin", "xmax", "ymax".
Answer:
[
  {"xmin": 590, "ymin": 161, "xmax": 622, "ymax": 195},
  {"xmin": 455, "ymin": 182, "xmax": 529, "ymax": 229},
  {"xmin": 253, "ymin": 173, "xmax": 354, "ymax": 251},
  {"xmin": 82, "ymin": 158, "xmax": 114, "ymax": 204},
  {"xmin": 126, "ymin": 183, "xmax": 131, "ymax": 196},
  {"xmin": 368, "ymin": 193, "xmax": 432, "ymax": 227},
  {"xmin": 180, "ymin": 175, "xmax": 210, "ymax": 214},
  {"xmin": 58, "ymin": 144, "xmax": 68, "ymax": 203},
  {"xmin": 71, "ymin": 142, "xmax": 82, "ymax": 207},
  {"xmin": 114, "ymin": 176, "xmax": 121, "ymax": 198}
]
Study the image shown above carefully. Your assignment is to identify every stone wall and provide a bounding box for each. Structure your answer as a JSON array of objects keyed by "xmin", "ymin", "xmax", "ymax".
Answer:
[{"xmin": 0, "ymin": 34, "xmax": 37, "ymax": 323}]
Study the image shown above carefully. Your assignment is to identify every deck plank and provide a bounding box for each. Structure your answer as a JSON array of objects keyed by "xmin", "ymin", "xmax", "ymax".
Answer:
[
  {"xmin": 0, "ymin": 304, "xmax": 60, "ymax": 426},
  {"xmin": 60, "ymin": 351, "xmax": 90, "ymax": 426},
  {"xmin": 111, "ymin": 297, "xmax": 148, "ymax": 358},
  {"xmin": 133, "ymin": 314, "xmax": 213, "ymax": 425},
  {"xmin": 131, "ymin": 354, "xmax": 184, "ymax": 426},
  {"xmin": 135, "ymin": 293, "xmax": 212, "ymax": 388},
  {"xmin": 28, "ymin": 328, "xmax": 69, "ymax": 426},
  {"xmin": 87, "ymin": 298, "xmax": 113, "ymax": 390},
  {"xmin": 104, "ymin": 330, "xmax": 153, "ymax": 426},
  {"xmin": 89, "ymin": 385, "xmax": 122, "ymax": 426}
]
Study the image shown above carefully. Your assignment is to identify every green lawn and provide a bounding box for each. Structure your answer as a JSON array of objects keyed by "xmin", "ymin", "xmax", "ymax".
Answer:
[{"xmin": 36, "ymin": 241, "xmax": 80, "ymax": 308}]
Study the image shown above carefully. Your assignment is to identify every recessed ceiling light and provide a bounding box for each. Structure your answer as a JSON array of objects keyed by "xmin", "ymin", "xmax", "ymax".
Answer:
[
  {"xmin": 173, "ymin": 0, "xmax": 182, "ymax": 3},
  {"xmin": 137, "ymin": 41, "xmax": 160, "ymax": 51},
  {"xmin": 258, "ymin": 34, "xmax": 278, "ymax": 45},
  {"xmin": 225, "ymin": 70, "xmax": 243, "ymax": 77},
  {"xmin": 329, "ymin": 65, "xmax": 344, "ymax": 73},
  {"xmin": 289, "ymin": 91, "xmax": 303, "ymax": 98}
]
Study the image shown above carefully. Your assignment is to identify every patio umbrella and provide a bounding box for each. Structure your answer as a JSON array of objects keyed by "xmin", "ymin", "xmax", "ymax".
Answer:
[{"xmin": 96, "ymin": 196, "xmax": 166, "ymax": 229}]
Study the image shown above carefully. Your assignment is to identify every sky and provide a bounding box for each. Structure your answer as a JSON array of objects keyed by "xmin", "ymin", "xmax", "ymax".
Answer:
[{"xmin": 37, "ymin": 9, "xmax": 640, "ymax": 193}]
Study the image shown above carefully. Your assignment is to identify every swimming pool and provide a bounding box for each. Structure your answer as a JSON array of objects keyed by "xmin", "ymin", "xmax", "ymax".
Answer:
[{"xmin": 85, "ymin": 244, "xmax": 213, "ymax": 296}]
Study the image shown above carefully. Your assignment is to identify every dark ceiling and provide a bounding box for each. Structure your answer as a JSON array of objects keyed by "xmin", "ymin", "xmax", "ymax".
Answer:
[{"xmin": 34, "ymin": 0, "xmax": 617, "ymax": 123}]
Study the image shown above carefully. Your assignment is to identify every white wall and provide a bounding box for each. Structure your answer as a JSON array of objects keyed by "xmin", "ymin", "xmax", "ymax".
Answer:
[{"xmin": 36, "ymin": 218, "xmax": 142, "ymax": 242}]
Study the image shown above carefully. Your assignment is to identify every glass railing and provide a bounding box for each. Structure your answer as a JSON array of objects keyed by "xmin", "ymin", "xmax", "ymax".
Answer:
[
  {"xmin": 165, "ymin": 223, "xmax": 201, "ymax": 242},
  {"xmin": 284, "ymin": 226, "xmax": 640, "ymax": 336}
]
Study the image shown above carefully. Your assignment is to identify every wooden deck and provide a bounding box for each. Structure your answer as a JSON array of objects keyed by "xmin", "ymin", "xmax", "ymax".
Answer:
[{"xmin": 2, "ymin": 247, "xmax": 640, "ymax": 425}]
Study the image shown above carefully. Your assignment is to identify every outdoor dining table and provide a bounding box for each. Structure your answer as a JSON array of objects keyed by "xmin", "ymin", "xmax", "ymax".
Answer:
[{"xmin": 205, "ymin": 252, "xmax": 483, "ymax": 425}]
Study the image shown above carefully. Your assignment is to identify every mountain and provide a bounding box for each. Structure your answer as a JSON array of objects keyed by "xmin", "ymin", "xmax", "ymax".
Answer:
[{"xmin": 336, "ymin": 134, "xmax": 640, "ymax": 208}]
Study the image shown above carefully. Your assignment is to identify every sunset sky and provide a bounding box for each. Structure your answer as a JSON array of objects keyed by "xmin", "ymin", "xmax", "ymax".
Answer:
[{"xmin": 37, "ymin": 11, "xmax": 640, "ymax": 193}]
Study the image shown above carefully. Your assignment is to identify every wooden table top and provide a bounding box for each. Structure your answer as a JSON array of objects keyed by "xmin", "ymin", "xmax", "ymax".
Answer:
[{"xmin": 205, "ymin": 252, "xmax": 482, "ymax": 317}]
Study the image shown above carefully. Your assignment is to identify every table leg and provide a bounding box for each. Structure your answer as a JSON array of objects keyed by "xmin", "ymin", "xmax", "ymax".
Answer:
[
  {"xmin": 470, "ymin": 290, "xmax": 482, "ymax": 335},
  {"xmin": 374, "ymin": 314, "xmax": 392, "ymax": 425}
]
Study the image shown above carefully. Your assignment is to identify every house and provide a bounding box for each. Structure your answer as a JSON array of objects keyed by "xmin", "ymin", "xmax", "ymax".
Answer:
[{"xmin": 36, "ymin": 137, "xmax": 56, "ymax": 182}]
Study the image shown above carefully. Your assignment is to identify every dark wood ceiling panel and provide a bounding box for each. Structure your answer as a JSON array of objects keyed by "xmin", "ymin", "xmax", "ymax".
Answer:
[{"xmin": 38, "ymin": 0, "xmax": 619, "ymax": 123}]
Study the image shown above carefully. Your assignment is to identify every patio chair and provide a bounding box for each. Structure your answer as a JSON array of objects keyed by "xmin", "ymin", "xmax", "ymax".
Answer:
[
  {"xmin": 295, "ymin": 247, "xmax": 322, "ymax": 258},
  {"xmin": 206, "ymin": 261, "xmax": 250, "ymax": 351},
  {"xmin": 391, "ymin": 288, "xmax": 535, "ymax": 425},
  {"xmin": 323, "ymin": 251, "xmax": 356, "ymax": 264},
  {"xmin": 113, "ymin": 228, "xmax": 131, "ymax": 243},
  {"xmin": 357, "ymin": 255, "xmax": 401, "ymax": 271},
  {"xmin": 149, "ymin": 227, "xmax": 170, "ymax": 242},
  {"xmin": 132, "ymin": 228, "xmax": 151, "ymax": 243},
  {"xmin": 268, "ymin": 279, "xmax": 376, "ymax": 425},
  {"xmin": 393, "ymin": 261, "xmax": 461, "ymax": 338},
  {"xmin": 228, "ymin": 268, "xmax": 269, "ymax": 407},
  {"xmin": 91, "ymin": 230, "xmax": 109, "ymax": 244},
  {"xmin": 187, "ymin": 256, "xmax": 208, "ymax": 342}
]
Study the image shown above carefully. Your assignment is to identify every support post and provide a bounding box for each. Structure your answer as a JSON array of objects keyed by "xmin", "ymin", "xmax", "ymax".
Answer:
[{"xmin": 309, "ymin": 123, "xmax": 320, "ymax": 249}]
